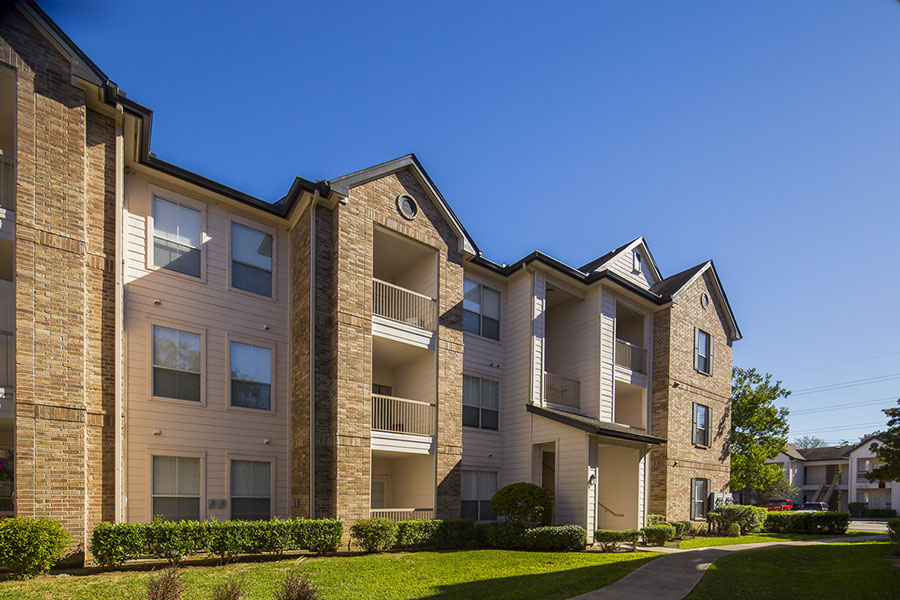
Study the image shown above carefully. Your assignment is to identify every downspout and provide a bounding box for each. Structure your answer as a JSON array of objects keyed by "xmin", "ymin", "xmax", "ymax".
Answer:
[
  {"xmin": 309, "ymin": 191, "xmax": 318, "ymax": 519},
  {"xmin": 114, "ymin": 103, "xmax": 125, "ymax": 522}
]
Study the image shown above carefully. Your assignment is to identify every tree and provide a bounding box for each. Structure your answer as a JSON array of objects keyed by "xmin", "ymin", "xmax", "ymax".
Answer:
[
  {"xmin": 866, "ymin": 399, "xmax": 900, "ymax": 482},
  {"xmin": 759, "ymin": 473, "xmax": 799, "ymax": 503},
  {"xmin": 794, "ymin": 435, "xmax": 827, "ymax": 449},
  {"xmin": 730, "ymin": 367, "xmax": 791, "ymax": 492}
]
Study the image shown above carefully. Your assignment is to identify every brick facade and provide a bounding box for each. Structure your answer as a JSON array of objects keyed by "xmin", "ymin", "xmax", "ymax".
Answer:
[{"xmin": 650, "ymin": 271, "xmax": 733, "ymax": 520}]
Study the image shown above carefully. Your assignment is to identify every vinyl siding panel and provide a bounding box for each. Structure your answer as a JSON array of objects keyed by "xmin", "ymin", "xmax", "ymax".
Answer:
[
  {"xmin": 599, "ymin": 289, "xmax": 616, "ymax": 422},
  {"xmin": 604, "ymin": 244, "xmax": 658, "ymax": 290}
]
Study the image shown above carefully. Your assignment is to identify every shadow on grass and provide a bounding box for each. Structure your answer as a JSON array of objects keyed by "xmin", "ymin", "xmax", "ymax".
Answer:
[{"xmin": 411, "ymin": 553, "xmax": 657, "ymax": 600}]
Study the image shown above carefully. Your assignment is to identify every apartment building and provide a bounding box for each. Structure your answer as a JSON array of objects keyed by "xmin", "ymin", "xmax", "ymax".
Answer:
[
  {"xmin": 0, "ymin": 0, "xmax": 741, "ymax": 554},
  {"xmin": 770, "ymin": 436, "xmax": 900, "ymax": 512}
]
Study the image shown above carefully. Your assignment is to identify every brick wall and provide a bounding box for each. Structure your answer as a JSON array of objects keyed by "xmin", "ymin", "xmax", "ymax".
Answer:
[
  {"xmin": 650, "ymin": 271, "xmax": 733, "ymax": 520},
  {"xmin": 1, "ymin": 5, "xmax": 117, "ymax": 553}
]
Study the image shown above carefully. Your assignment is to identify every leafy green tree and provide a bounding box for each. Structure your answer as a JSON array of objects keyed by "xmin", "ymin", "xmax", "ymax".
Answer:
[
  {"xmin": 866, "ymin": 399, "xmax": 900, "ymax": 482},
  {"xmin": 759, "ymin": 474, "xmax": 799, "ymax": 503},
  {"xmin": 794, "ymin": 435, "xmax": 827, "ymax": 449},
  {"xmin": 730, "ymin": 367, "xmax": 791, "ymax": 491}
]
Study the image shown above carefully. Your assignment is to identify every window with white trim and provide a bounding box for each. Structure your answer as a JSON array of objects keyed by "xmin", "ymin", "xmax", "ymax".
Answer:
[
  {"xmin": 694, "ymin": 328, "xmax": 713, "ymax": 375},
  {"xmin": 462, "ymin": 375, "xmax": 499, "ymax": 431},
  {"xmin": 463, "ymin": 279, "xmax": 500, "ymax": 340},
  {"xmin": 230, "ymin": 341, "xmax": 272, "ymax": 410},
  {"xmin": 461, "ymin": 470, "xmax": 497, "ymax": 521},
  {"xmin": 692, "ymin": 403, "xmax": 710, "ymax": 447},
  {"xmin": 153, "ymin": 196, "xmax": 202, "ymax": 277},
  {"xmin": 230, "ymin": 459, "xmax": 271, "ymax": 520},
  {"xmin": 633, "ymin": 251, "xmax": 642, "ymax": 273},
  {"xmin": 152, "ymin": 456, "xmax": 200, "ymax": 521},
  {"xmin": 690, "ymin": 477, "xmax": 709, "ymax": 520},
  {"xmin": 152, "ymin": 325, "xmax": 201, "ymax": 402},
  {"xmin": 231, "ymin": 222, "xmax": 273, "ymax": 297}
]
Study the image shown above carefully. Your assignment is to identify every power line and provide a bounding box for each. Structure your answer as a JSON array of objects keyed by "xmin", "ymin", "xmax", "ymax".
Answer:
[
  {"xmin": 789, "ymin": 396, "xmax": 897, "ymax": 416},
  {"xmin": 790, "ymin": 421, "xmax": 885, "ymax": 435},
  {"xmin": 790, "ymin": 372, "xmax": 900, "ymax": 396},
  {"xmin": 775, "ymin": 350, "xmax": 900, "ymax": 377}
]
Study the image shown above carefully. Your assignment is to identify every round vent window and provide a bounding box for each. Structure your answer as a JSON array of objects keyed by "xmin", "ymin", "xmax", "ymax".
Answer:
[
  {"xmin": 700, "ymin": 293, "xmax": 710, "ymax": 309},
  {"xmin": 396, "ymin": 195, "xmax": 418, "ymax": 220}
]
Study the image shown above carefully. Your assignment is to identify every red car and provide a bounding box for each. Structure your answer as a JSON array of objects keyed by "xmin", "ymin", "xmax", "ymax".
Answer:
[{"xmin": 766, "ymin": 499, "xmax": 795, "ymax": 511}]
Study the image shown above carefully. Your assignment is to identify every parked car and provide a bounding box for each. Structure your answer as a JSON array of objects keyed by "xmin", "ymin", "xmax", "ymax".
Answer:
[
  {"xmin": 766, "ymin": 499, "xmax": 795, "ymax": 511},
  {"xmin": 796, "ymin": 502, "xmax": 830, "ymax": 512}
]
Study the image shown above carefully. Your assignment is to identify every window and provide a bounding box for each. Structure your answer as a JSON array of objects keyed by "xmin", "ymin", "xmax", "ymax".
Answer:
[
  {"xmin": 692, "ymin": 403, "xmax": 710, "ymax": 446},
  {"xmin": 461, "ymin": 470, "xmax": 497, "ymax": 521},
  {"xmin": 463, "ymin": 375, "xmax": 499, "ymax": 430},
  {"xmin": 463, "ymin": 279, "xmax": 500, "ymax": 340},
  {"xmin": 230, "ymin": 341, "xmax": 272, "ymax": 410},
  {"xmin": 372, "ymin": 384, "xmax": 393, "ymax": 396},
  {"xmin": 230, "ymin": 459, "xmax": 271, "ymax": 520},
  {"xmin": 633, "ymin": 251, "xmax": 642, "ymax": 273},
  {"xmin": 152, "ymin": 456, "xmax": 200, "ymax": 521},
  {"xmin": 857, "ymin": 458, "xmax": 872, "ymax": 482},
  {"xmin": 690, "ymin": 478, "xmax": 709, "ymax": 520},
  {"xmin": 694, "ymin": 328, "xmax": 713, "ymax": 375},
  {"xmin": 152, "ymin": 325, "xmax": 201, "ymax": 402},
  {"xmin": 231, "ymin": 222, "xmax": 273, "ymax": 297},
  {"xmin": 153, "ymin": 196, "xmax": 202, "ymax": 277}
]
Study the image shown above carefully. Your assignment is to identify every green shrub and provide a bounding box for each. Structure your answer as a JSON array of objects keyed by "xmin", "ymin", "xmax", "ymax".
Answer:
[
  {"xmin": 521, "ymin": 525, "xmax": 586, "ymax": 551},
  {"xmin": 887, "ymin": 518, "xmax": 899, "ymax": 547},
  {"xmin": 90, "ymin": 521, "xmax": 146, "ymax": 568},
  {"xmin": 350, "ymin": 518, "xmax": 398, "ymax": 552},
  {"xmin": 641, "ymin": 523, "xmax": 675, "ymax": 546},
  {"xmin": 860, "ymin": 508, "xmax": 897, "ymax": 518},
  {"xmin": 274, "ymin": 571, "xmax": 319, "ymax": 600},
  {"xmin": 677, "ymin": 521, "xmax": 695, "ymax": 537},
  {"xmin": 809, "ymin": 512, "xmax": 849, "ymax": 535},
  {"xmin": 0, "ymin": 517, "xmax": 71, "ymax": 578},
  {"xmin": 646, "ymin": 514, "xmax": 666, "ymax": 526},
  {"xmin": 708, "ymin": 505, "xmax": 767, "ymax": 536},
  {"xmin": 848, "ymin": 502, "xmax": 865, "ymax": 517},
  {"xmin": 724, "ymin": 522, "xmax": 741, "ymax": 537},
  {"xmin": 490, "ymin": 482, "xmax": 552, "ymax": 528},
  {"xmin": 204, "ymin": 521, "xmax": 251, "ymax": 563},
  {"xmin": 479, "ymin": 525, "xmax": 525, "ymax": 550},
  {"xmin": 593, "ymin": 529, "xmax": 640, "ymax": 552},
  {"xmin": 144, "ymin": 519, "xmax": 207, "ymax": 565},
  {"xmin": 394, "ymin": 519, "xmax": 441, "ymax": 548},
  {"xmin": 667, "ymin": 521, "xmax": 686, "ymax": 539},
  {"xmin": 764, "ymin": 511, "xmax": 848, "ymax": 534},
  {"xmin": 293, "ymin": 518, "xmax": 343, "ymax": 554},
  {"xmin": 433, "ymin": 519, "xmax": 479, "ymax": 549}
]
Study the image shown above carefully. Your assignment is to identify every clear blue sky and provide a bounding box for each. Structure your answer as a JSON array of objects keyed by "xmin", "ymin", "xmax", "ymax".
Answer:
[{"xmin": 43, "ymin": 0, "xmax": 900, "ymax": 445}]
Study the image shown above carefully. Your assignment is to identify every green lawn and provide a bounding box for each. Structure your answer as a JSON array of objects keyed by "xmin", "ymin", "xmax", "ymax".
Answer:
[
  {"xmin": 0, "ymin": 549, "xmax": 660, "ymax": 600},
  {"xmin": 679, "ymin": 531, "xmax": 874, "ymax": 549},
  {"xmin": 686, "ymin": 541, "xmax": 900, "ymax": 600}
]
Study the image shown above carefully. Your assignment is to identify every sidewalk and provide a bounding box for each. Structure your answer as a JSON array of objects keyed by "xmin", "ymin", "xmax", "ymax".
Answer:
[{"xmin": 568, "ymin": 534, "xmax": 888, "ymax": 600}]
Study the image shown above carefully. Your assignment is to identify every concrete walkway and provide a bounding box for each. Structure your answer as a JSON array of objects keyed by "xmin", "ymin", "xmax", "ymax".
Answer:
[{"xmin": 568, "ymin": 534, "xmax": 889, "ymax": 600}]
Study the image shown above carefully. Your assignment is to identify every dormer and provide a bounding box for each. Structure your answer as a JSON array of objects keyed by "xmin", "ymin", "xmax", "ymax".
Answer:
[{"xmin": 579, "ymin": 237, "xmax": 662, "ymax": 291}]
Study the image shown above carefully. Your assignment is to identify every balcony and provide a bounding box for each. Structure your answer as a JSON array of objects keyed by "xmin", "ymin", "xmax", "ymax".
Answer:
[
  {"xmin": 0, "ymin": 150, "xmax": 13, "ymax": 212},
  {"xmin": 373, "ymin": 278, "xmax": 436, "ymax": 332},
  {"xmin": 544, "ymin": 372, "xmax": 580, "ymax": 412},
  {"xmin": 372, "ymin": 394, "xmax": 435, "ymax": 437},
  {"xmin": 370, "ymin": 508, "xmax": 434, "ymax": 521},
  {"xmin": 615, "ymin": 339, "xmax": 647, "ymax": 375}
]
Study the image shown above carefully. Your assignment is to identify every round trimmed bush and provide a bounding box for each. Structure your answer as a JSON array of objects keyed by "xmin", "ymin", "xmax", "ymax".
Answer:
[
  {"xmin": 641, "ymin": 523, "xmax": 675, "ymax": 546},
  {"xmin": 490, "ymin": 482, "xmax": 552, "ymax": 528},
  {"xmin": 0, "ymin": 517, "xmax": 71, "ymax": 578},
  {"xmin": 350, "ymin": 518, "xmax": 397, "ymax": 552}
]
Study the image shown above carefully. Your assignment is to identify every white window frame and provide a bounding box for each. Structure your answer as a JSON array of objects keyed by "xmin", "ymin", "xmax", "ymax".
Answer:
[
  {"xmin": 148, "ymin": 319, "xmax": 206, "ymax": 407},
  {"xmin": 692, "ymin": 403, "xmax": 710, "ymax": 447},
  {"xmin": 461, "ymin": 469, "xmax": 498, "ymax": 522},
  {"xmin": 145, "ymin": 186, "xmax": 207, "ymax": 283},
  {"xmin": 226, "ymin": 454, "xmax": 274, "ymax": 521},
  {"xmin": 463, "ymin": 278, "xmax": 501, "ymax": 341},
  {"xmin": 694, "ymin": 327, "xmax": 713, "ymax": 376},
  {"xmin": 227, "ymin": 215, "xmax": 277, "ymax": 301},
  {"xmin": 227, "ymin": 335, "xmax": 276, "ymax": 414},
  {"xmin": 690, "ymin": 477, "xmax": 709, "ymax": 520},
  {"xmin": 633, "ymin": 250, "xmax": 642, "ymax": 274},
  {"xmin": 147, "ymin": 449, "xmax": 205, "ymax": 522},
  {"xmin": 462, "ymin": 374, "xmax": 500, "ymax": 432}
]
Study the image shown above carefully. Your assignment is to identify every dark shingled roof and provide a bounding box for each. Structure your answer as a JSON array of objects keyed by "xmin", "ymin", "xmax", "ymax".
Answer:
[
  {"xmin": 526, "ymin": 404, "xmax": 666, "ymax": 445},
  {"xmin": 650, "ymin": 262, "xmax": 709, "ymax": 299},
  {"xmin": 578, "ymin": 239, "xmax": 636, "ymax": 273},
  {"xmin": 798, "ymin": 444, "xmax": 856, "ymax": 461}
]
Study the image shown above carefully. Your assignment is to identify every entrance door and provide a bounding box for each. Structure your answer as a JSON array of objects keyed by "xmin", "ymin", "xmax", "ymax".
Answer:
[{"xmin": 371, "ymin": 476, "xmax": 390, "ymax": 510}]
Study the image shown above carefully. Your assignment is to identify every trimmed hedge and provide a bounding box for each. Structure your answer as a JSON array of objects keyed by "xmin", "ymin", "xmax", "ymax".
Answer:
[
  {"xmin": 708, "ymin": 505, "xmax": 768, "ymax": 536},
  {"xmin": 641, "ymin": 523, "xmax": 675, "ymax": 546},
  {"xmin": 0, "ymin": 517, "xmax": 71, "ymax": 578},
  {"xmin": 89, "ymin": 518, "xmax": 343, "ymax": 567},
  {"xmin": 490, "ymin": 482, "xmax": 552, "ymax": 528},
  {"xmin": 887, "ymin": 517, "xmax": 899, "ymax": 548},
  {"xmin": 395, "ymin": 519, "xmax": 441, "ymax": 548},
  {"xmin": 847, "ymin": 504, "xmax": 894, "ymax": 518},
  {"xmin": 521, "ymin": 525, "xmax": 587, "ymax": 551},
  {"xmin": 646, "ymin": 514, "xmax": 666, "ymax": 526},
  {"xmin": 594, "ymin": 529, "xmax": 640, "ymax": 552},
  {"xmin": 350, "ymin": 518, "xmax": 397, "ymax": 552},
  {"xmin": 667, "ymin": 521, "xmax": 686, "ymax": 539},
  {"xmin": 764, "ymin": 511, "xmax": 849, "ymax": 535}
]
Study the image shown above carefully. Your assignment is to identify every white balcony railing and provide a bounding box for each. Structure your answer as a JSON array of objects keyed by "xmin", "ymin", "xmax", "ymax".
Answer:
[
  {"xmin": 372, "ymin": 394, "xmax": 435, "ymax": 437},
  {"xmin": 0, "ymin": 331, "xmax": 13, "ymax": 389},
  {"xmin": 373, "ymin": 278, "xmax": 436, "ymax": 331},
  {"xmin": 370, "ymin": 508, "xmax": 434, "ymax": 521},
  {"xmin": 544, "ymin": 372, "xmax": 580, "ymax": 410},
  {"xmin": 0, "ymin": 150, "xmax": 14, "ymax": 212},
  {"xmin": 615, "ymin": 339, "xmax": 647, "ymax": 375}
]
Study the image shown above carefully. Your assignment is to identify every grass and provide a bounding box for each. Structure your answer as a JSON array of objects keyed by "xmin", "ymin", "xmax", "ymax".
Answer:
[
  {"xmin": 0, "ymin": 549, "xmax": 660, "ymax": 600},
  {"xmin": 686, "ymin": 541, "xmax": 900, "ymax": 600},
  {"xmin": 679, "ymin": 530, "xmax": 875, "ymax": 549}
]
